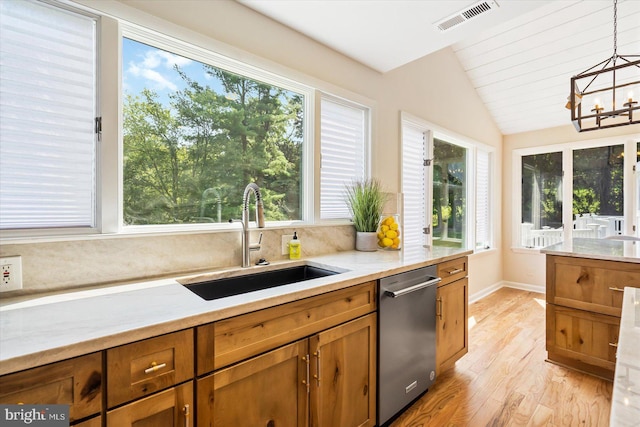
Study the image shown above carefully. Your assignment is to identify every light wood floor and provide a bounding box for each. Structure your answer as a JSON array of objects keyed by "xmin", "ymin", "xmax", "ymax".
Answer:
[{"xmin": 390, "ymin": 287, "xmax": 613, "ymax": 427}]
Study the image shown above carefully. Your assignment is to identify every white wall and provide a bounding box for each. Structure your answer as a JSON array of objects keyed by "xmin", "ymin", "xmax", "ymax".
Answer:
[{"xmin": 0, "ymin": 0, "xmax": 503, "ymax": 296}]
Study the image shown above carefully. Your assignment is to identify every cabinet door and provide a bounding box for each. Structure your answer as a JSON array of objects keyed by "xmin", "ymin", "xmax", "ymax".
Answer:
[
  {"xmin": 201, "ymin": 281, "xmax": 376, "ymax": 374},
  {"xmin": 0, "ymin": 352, "xmax": 102, "ymax": 423},
  {"xmin": 436, "ymin": 278, "xmax": 468, "ymax": 373},
  {"xmin": 106, "ymin": 381, "xmax": 192, "ymax": 427},
  {"xmin": 309, "ymin": 314, "xmax": 376, "ymax": 427},
  {"xmin": 198, "ymin": 340, "xmax": 308, "ymax": 427},
  {"xmin": 546, "ymin": 304, "xmax": 619, "ymax": 379},
  {"xmin": 74, "ymin": 416, "xmax": 101, "ymax": 427}
]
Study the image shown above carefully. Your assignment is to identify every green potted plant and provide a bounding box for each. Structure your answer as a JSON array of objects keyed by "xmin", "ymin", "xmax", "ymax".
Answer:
[{"xmin": 345, "ymin": 178, "xmax": 387, "ymax": 251}]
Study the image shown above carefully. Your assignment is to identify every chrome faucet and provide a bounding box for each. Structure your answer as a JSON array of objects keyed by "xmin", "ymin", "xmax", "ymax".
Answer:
[{"xmin": 229, "ymin": 183, "xmax": 265, "ymax": 267}]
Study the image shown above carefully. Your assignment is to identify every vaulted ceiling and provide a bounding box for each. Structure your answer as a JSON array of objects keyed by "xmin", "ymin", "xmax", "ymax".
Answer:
[{"xmin": 238, "ymin": 0, "xmax": 640, "ymax": 135}]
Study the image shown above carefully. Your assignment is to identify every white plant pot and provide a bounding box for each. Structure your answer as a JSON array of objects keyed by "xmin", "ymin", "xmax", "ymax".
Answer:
[{"xmin": 356, "ymin": 231, "xmax": 378, "ymax": 252}]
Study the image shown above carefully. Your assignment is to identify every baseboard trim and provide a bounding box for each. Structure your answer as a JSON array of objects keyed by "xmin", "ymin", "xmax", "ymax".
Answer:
[{"xmin": 469, "ymin": 281, "xmax": 545, "ymax": 304}]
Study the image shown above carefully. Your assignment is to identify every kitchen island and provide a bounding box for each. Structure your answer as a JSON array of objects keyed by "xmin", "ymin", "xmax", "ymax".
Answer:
[{"xmin": 542, "ymin": 239, "xmax": 640, "ymax": 424}]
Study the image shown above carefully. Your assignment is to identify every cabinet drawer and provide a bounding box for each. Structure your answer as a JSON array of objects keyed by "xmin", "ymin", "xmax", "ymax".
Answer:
[
  {"xmin": 197, "ymin": 281, "xmax": 376, "ymax": 374},
  {"xmin": 0, "ymin": 352, "xmax": 102, "ymax": 422},
  {"xmin": 548, "ymin": 256, "xmax": 640, "ymax": 316},
  {"xmin": 437, "ymin": 256, "xmax": 468, "ymax": 286},
  {"xmin": 107, "ymin": 329, "xmax": 194, "ymax": 408},
  {"xmin": 546, "ymin": 304, "xmax": 619, "ymax": 379},
  {"xmin": 107, "ymin": 381, "xmax": 193, "ymax": 427}
]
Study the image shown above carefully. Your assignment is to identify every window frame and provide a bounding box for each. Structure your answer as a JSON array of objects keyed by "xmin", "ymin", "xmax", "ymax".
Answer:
[
  {"xmin": 119, "ymin": 24, "xmax": 316, "ymax": 232},
  {"xmin": 512, "ymin": 135, "xmax": 639, "ymax": 251}
]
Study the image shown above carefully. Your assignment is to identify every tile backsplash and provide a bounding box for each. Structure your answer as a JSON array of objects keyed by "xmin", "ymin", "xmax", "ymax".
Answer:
[{"xmin": 0, "ymin": 224, "xmax": 355, "ymax": 294}]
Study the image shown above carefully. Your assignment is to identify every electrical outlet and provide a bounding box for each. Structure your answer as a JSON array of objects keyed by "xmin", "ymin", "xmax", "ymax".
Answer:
[
  {"xmin": 1, "ymin": 255, "xmax": 23, "ymax": 292},
  {"xmin": 281, "ymin": 235, "xmax": 294, "ymax": 255}
]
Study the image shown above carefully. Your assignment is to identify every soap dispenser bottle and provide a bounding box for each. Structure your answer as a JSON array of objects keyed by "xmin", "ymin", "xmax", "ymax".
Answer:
[{"xmin": 289, "ymin": 231, "xmax": 301, "ymax": 259}]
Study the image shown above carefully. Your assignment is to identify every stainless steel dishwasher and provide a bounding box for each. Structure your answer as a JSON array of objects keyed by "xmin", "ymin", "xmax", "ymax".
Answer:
[{"xmin": 378, "ymin": 266, "xmax": 441, "ymax": 426}]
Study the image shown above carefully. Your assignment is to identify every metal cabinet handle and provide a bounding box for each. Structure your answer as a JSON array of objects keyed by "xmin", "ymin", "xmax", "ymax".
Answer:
[
  {"xmin": 609, "ymin": 342, "xmax": 618, "ymax": 348},
  {"xmin": 144, "ymin": 362, "xmax": 167, "ymax": 374},
  {"xmin": 609, "ymin": 287, "xmax": 624, "ymax": 292},
  {"xmin": 447, "ymin": 268, "xmax": 464, "ymax": 275},
  {"xmin": 183, "ymin": 404, "xmax": 190, "ymax": 427},
  {"xmin": 437, "ymin": 297, "xmax": 443, "ymax": 320},
  {"xmin": 301, "ymin": 355, "xmax": 310, "ymax": 393},
  {"xmin": 313, "ymin": 350, "xmax": 321, "ymax": 386}
]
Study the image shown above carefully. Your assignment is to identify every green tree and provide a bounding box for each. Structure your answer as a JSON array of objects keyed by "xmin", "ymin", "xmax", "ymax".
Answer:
[{"xmin": 123, "ymin": 61, "xmax": 304, "ymax": 225}]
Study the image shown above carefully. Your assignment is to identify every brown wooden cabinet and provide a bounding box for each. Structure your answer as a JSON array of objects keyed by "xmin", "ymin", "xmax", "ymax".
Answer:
[
  {"xmin": 546, "ymin": 255, "xmax": 640, "ymax": 379},
  {"xmin": 0, "ymin": 279, "xmax": 378, "ymax": 426},
  {"xmin": 107, "ymin": 381, "xmax": 193, "ymax": 427},
  {"xmin": 106, "ymin": 329, "xmax": 194, "ymax": 408},
  {"xmin": 436, "ymin": 257, "xmax": 469, "ymax": 374},
  {"xmin": 74, "ymin": 416, "xmax": 102, "ymax": 427},
  {"xmin": 0, "ymin": 352, "xmax": 102, "ymax": 424},
  {"xmin": 198, "ymin": 340, "xmax": 308, "ymax": 427},
  {"xmin": 310, "ymin": 314, "xmax": 376, "ymax": 427},
  {"xmin": 197, "ymin": 313, "xmax": 376, "ymax": 427},
  {"xmin": 197, "ymin": 281, "xmax": 376, "ymax": 374}
]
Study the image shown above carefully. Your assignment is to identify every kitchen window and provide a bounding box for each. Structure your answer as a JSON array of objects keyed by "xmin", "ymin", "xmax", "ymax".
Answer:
[
  {"xmin": 0, "ymin": 1, "xmax": 375, "ymax": 238},
  {"xmin": 0, "ymin": 0, "xmax": 98, "ymax": 232},
  {"xmin": 514, "ymin": 137, "xmax": 638, "ymax": 249},
  {"xmin": 122, "ymin": 35, "xmax": 311, "ymax": 227},
  {"xmin": 433, "ymin": 138, "xmax": 468, "ymax": 249},
  {"xmin": 401, "ymin": 113, "xmax": 493, "ymax": 252}
]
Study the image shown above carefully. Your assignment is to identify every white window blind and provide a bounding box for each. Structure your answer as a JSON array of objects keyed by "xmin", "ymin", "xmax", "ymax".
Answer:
[
  {"xmin": 402, "ymin": 122, "xmax": 429, "ymax": 248},
  {"xmin": 320, "ymin": 97, "xmax": 367, "ymax": 219},
  {"xmin": 0, "ymin": 0, "xmax": 97, "ymax": 230},
  {"xmin": 476, "ymin": 149, "xmax": 491, "ymax": 249}
]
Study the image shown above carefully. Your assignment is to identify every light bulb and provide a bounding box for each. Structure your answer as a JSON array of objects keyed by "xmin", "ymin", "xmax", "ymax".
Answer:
[
  {"xmin": 627, "ymin": 91, "xmax": 634, "ymax": 103},
  {"xmin": 594, "ymin": 98, "xmax": 601, "ymax": 110}
]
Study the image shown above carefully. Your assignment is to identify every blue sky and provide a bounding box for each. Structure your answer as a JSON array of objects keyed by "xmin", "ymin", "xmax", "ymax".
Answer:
[{"xmin": 122, "ymin": 37, "xmax": 225, "ymax": 106}]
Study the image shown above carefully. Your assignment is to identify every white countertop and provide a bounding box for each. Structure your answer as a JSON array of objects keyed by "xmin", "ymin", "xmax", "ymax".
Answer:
[
  {"xmin": 0, "ymin": 246, "xmax": 470, "ymax": 376},
  {"xmin": 541, "ymin": 238, "xmax": 640, "ymax": 263},
  {"xmin": 611, "ymin": 287, "xmax": 640, "ymax": 425}
]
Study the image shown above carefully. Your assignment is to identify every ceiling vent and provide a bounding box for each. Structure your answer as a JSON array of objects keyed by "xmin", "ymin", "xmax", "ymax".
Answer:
[{"xmin": 435, "ymin": 1, "xmax": 499, "ymax": 32}]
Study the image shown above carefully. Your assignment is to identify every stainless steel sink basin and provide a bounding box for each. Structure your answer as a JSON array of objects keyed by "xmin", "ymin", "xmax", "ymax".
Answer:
[{"xmin": 183, "ymin": 265, "xmax": 341, "ymax": 301}]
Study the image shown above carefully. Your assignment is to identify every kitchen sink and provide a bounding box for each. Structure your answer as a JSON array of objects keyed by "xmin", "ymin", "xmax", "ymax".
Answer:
[{"xmin": 183, "ymin": 265, "xmax": 342, "ymax": 301}]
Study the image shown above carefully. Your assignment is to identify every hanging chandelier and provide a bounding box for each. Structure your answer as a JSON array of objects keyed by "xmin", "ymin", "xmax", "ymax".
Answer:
[{"xmin": 566, "ymin": 0, "xmax": 640, "ymax": 132}]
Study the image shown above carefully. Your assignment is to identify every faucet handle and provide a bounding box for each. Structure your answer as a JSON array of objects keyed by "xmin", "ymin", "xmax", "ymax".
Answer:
[{"xmin": 249, "ymin": 232, "xmax": 263, "ymax": 251}]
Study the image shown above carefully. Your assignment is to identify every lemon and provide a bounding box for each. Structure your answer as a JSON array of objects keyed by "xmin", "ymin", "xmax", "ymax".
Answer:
[
  {"xmin": 385, "ymin": 230, "xmax": 397, "ymax": 239},
  {"xmin": 380, "ymin": 224, "xmax": 390, "ymax": 233},
  {"xmin": 377, "ymin": 231, "xmax": 385, "ymax": 240},
  {"xmin": 393, "ymin": 237, "xmax": 400, "ymax": 246},
  {"xmin": 381, "ymin": 237, "xmax": 393, "ymax": 247},
  {"xmin": 390, "ymin": 223, "xmax": 398, "ymax": 231},
  {"xmin": 383, "ymin": 216, "xmax": 394, "ymax": 226}
]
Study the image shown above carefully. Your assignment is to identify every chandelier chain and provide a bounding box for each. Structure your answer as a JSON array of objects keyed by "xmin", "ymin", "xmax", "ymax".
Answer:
[{"xmin": 613, "ymin": 0, "xmax": 617, "ymax": 56}]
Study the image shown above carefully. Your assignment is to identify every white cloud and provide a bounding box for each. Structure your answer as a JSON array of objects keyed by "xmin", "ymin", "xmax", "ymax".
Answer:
[{"xmin": 126, "ymin": 49, "xmax": 192, "ymax": 92}]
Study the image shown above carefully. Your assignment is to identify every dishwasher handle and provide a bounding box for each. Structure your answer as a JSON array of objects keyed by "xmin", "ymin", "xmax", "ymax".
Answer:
[{"xmin": 384, "ymin": 277, "xmax": 441, "ymax": 298}]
